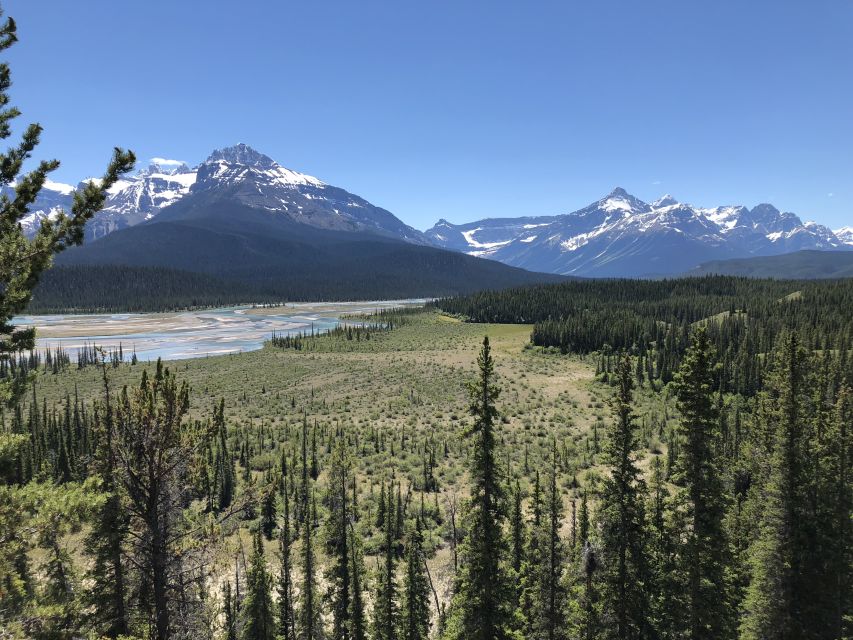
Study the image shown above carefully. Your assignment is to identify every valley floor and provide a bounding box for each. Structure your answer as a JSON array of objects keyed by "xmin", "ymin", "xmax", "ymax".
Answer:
[{"xmin": 29, "ymin": 311, "xmax": 665, "ymax": 616}]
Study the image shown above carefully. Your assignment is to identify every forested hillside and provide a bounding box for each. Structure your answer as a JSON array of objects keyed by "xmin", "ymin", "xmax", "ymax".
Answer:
[
  {"xmin": 687, "ymin": 249, "xmax": 853, "ymax": 279},
  {"xmin": 29, "ymin": 265, "xmax": 281, "ymax": 313},
  {"xmin": 55, "ymin": 202, "xmax": 567, "ymax": 304},
  {"xmin": 436, "ymin": 276, "xmax": 853, "ymax": 395}
]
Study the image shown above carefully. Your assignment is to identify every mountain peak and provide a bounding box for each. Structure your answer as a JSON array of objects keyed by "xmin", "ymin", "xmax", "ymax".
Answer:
[
  {"xmin": 652, "ymin": 194, "xmax": 678, "ymax": 208},
  {"xmin": 595, "ymin": 187, "xmax": 648, "ymax": 215},
  {"xmin": 140, "ymin": 163, "xmax": 165, "ymax": 176},
  {"xmin": 205, "ymin": 143, "xmax": 276, "ymax": 168},
  {"xmin": 169, "ymin": 163, "xmax": 192, "ymax": 175}
]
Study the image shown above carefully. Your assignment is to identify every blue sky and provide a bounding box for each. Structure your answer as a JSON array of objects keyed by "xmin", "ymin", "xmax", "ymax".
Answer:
[{"xmin": 4, "ymin": 0, "xmax": 852, "ymax": 230}]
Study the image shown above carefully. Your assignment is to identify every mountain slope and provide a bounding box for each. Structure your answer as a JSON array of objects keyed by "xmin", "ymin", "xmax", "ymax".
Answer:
[
  {"xmin": 30, "ymin": 265, "xmax": 268, "ymax": 313},
  {"xmin": 58, "ymin": 151, "xmax": 566, "ymax": 299},
  {"xmin": 685, "ymin": 250, "xmax": 853, "ymax": 279},
  {"xmin": 427, "ymin": 189, "xmax": 849, "ymax": 277},
  {"xmin": 13, "ymin": 143, "xmax": 429, "ymax": 245}
]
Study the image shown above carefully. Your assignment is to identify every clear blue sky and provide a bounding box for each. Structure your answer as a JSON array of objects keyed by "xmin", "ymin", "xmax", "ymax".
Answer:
[{"xmin": 4, "ymin": 0, "xmax": 852, "ymax": 230}]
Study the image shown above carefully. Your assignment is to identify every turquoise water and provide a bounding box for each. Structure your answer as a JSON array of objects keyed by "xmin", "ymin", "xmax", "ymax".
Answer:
[{"xmin": 13, "ymin": 300, "xmax": 424, "ymax": 362}]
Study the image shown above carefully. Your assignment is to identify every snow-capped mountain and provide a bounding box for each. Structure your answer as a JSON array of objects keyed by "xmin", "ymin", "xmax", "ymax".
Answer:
[
  {"xmin": 14, "ymin": 143, "xmax": 427, "ymax": 244},
  {"xmin": 183, "ymin": 144, "xmax": 427, "ymax": 242},
  {"xmin": 57, "ymin": 145, "xmax": 562, "ymax": 296},
  {"xmin": 425, "ymin": 188, "xmax": 850, "ymax": 277},
  {"xmin": 10, "ymin": 163, "xmax": 197, "ymax": 240},
  {"xmin": 835, "ymin": 226, "xmax": 853, "ymax": 246}
]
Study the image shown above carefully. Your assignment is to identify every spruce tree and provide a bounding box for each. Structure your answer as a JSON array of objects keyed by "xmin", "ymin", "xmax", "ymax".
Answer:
[
  {"xmin": 442, "ymin": 337, "xmax": 519, "ymax": 640},
  {"xmin": 261, "ymin": 486, "xmax": 277, "ymax": 541},
  {"xmin": 215, "ymin": 398, "xmax": 235, "ymax": 511},
  {"xmin": 739, "ymin": 332, "xmax": 840, "ymax": 639},
  {"xmin": 242, "ymin": 530, "xmax": 276, "ymax": 640},
  {"xmin": 223, "ymin": 581, "xmax": 238, "ymax": 640},
  {"xmin": 528, "ymin": 440, "xmax": 568, "ymax": 640},
  {"xmin": 400, "ymin": 519, "xmax": 431, "ymax": 640},
  {"xmin": 349, "ymin": 522, "xmax": 368, "ymax": 640},
  {"xmin": 597, "ymin": 355, "xmax": 652, "ymax": 639},
  {"xmin": 372, "ymin": 485, "xmax": 398, "ymax": 640},
  {"xmin": 325, "ymin": 441, "xmax": 353, "ymax": 640},
  {"xmin": 298, "ymin": 489, "xmax": 323, "ymax": 640},
  {"xmin": 509, "ymin": 477, "xmax": 526, "ymax": 612},
  {"xmin": 278, "ymin": 474, "xmax": 296, "ymax": 640},
  {"xmin": 646, "ymin": 456, "xmax": 678, "ymax": 638},
  {"xmin": 672, "ymin": 328, "xmax": 733, "ymax": 639},
  {"xmin": 84, "ymin": 365, "xmax": 129, "ymax": 638}
]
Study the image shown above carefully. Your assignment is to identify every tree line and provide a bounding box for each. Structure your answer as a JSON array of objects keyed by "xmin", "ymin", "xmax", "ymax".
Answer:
[{"xmin": 435, "ymin": 276, "xmax": 853, "ymax": 395}]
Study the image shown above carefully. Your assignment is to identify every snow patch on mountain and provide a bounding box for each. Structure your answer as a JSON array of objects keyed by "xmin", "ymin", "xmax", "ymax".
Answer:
[
  {"xmin": 834, "ymin": 226, "xmax": 853, "ymax": 246},
  {"xmin": 426, "ymin": 188, "xmax": 850, "ymax": 277}
]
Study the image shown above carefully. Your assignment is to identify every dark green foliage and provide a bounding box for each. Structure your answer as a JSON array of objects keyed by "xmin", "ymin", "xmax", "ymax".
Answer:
[
  {"xmin": 349, "ymin": 523, "xmax": 368, "ymax": 640},
  {"xmin": 443, "ymin": 337, "xmax": 519, "ymax": 640},
  {"xmin": 527, "ymin": 441, "xmax": 568, "ymax": 640},
  {"xmin": 261, "ymin": 487, "xmax": 277, "ymax": 540},
  {"xmin": 436, "ymin": 276, "xmax": 853, "ymax": 395},
  {"xmin": 740, "ymin": 333, "xmax": 853, "ymax": 639},
  {"xmin": 298, "ymin": 490, "xmax": 323, "ymax": 640},
  {"xmin": 324, "ymin": 441, "xmax": 354, "ymax": 639},
  {"xmin": 596, "ymin": 356, "xmax": 653, "ymax": 639},
  {"xmin": 372, "ymin": 484, "xmax": 398, "ymax": 640},
  {"xmin": 214, "ymin": 398, "xmax": 236, "ymax": 512},
  {"xmin": 224, "ymin": 581, "xmax": 238, "ymax": 640},
  {"xmin": 242, "ymin": 531, "xmax": 276, "ymax": 640},
  {"xmin": 672, "ymin": 329, "xmax": 734, "ymax": 639},
  {"xmin": 400, "ymin": 519, "xmax": 431, "ymax": 640},
  {"xmin": 278, "ymin": 473, "xmax": 297, "ymax": 640},
  {"xmin": 83, "ymin": 366, "xmax": 129, "ymax": 638},
  {"xmin": 28, "ymin": 264, "xmax": 272, "ymax": 314}
]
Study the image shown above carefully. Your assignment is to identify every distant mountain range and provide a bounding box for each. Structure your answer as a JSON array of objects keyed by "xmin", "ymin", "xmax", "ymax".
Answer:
[
  {"xmin": 425, "ymin": 188, "xmax": 852, "ymax": 277},
  {"xmin": 41, "ymin": 145, "xmax": 563, "ymax": 303},
  {"xmin": 15, "ymin": 147, "xmax": 852, "ymax": 283}
]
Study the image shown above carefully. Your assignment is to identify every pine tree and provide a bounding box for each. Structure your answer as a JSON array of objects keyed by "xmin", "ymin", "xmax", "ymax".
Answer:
[
  {"xmin": 242, "ymin": 530, "xmax": 276, "ymax": 640},
  {"xmin": 298, "ymin": 489, "xmax": 323, "ymax": 640},
  {"xmin": 325, "ymin": 441, "xmax": 353, "ymax": 640},
  {"xmin": 400, "ymin": 519, "xmax": 431, "ymax": 640},
  {"xmin": 84, "ymin": 364, "xmax": 129, "ymax": 638},
  {"xmin": 261, "ymin": 486, "xmax": 277, "ymax": 540},
  {"xmin": 528, "ymin": 440, "xmax": 568, "ymax": 640},
  {"xmin": 672, "ymin": 328, "xmax": 733, "ymax": 639},
  {"xmin": 376, "ymin": 481, "xmax": 388, "ymax": 530},
  {"xmin": 278, "ymin": 474, "xmax": 296, "ymax": 640},
  {"xmin": 372, "ymin": 485, "xmax": 398, "ymax": 640},
  {"xmin": 740, "ymin": 332, "xmax": 836, "ymax": 639},
  {"xmin": 509, "ymin": 477, "xmax": 526, "ymax": 611},
  {"xmin": 442, "ymin": 337, "xmax": 519, "ymax": 640},
  {"xmin": 597, "ymin": 355, "xmax": 652, "ymax": 639},
  {"xmin": 349, "ymin": 522, "xmax": 368, "ymax": 640},
  {"xmin": 111, "ymin": 361, "xmax": 200, "ymax": 640},
  {"xmin": 0, "ymin": 11, "xmax": 133, "ymax": 625},
  {"xmin": 223, "ymin": 581, "xmax": 238, "ymax": 640},
  {"xmin": 646, "ymin": 456, "xmax": 679, "ymax": 638},
  {"xmin": 0, "ymin": 22, "xmax": 133, "ymax": 405},
  {"xmin": 215, "ymin": 398, "xmax": 235, "ymax": 511}
]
